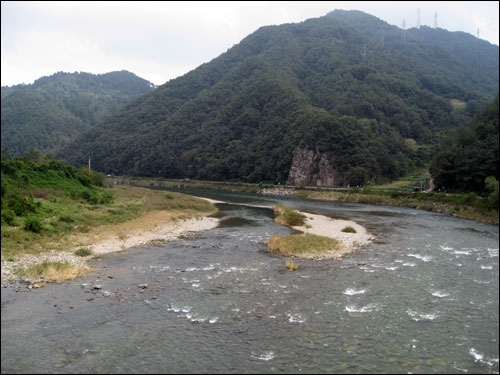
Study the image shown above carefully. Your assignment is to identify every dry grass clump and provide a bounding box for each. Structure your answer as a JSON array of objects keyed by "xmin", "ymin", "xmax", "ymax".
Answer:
[
  {"xmin": 74, "ymin": 248, "xmax": 92, "ymax": 257},
  {"xmin": 267, "ymin": 233, "xmax": 341, "ymax": 257},
  {"xmin": 285, "ymin": 259, "xmax": 298, "ymax": 271},
  {"xmin": 273, "ymin": 205, "xmax": 307, "ymax": 226},
  {"xmin": 20, "ymin": 261, "xmax": 91, "ymax": 283}
]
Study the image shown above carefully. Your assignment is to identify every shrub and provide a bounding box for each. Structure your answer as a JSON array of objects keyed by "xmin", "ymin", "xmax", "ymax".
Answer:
[
  {"xmin": 1, "ymin": 209, "xmax": 16, "ymax": 225},
  {"xmin": 341, "ymin": 226, "xmax": 357, "ymax": 233},
  {"xmin": 7, "ymin": 193, "xmax": 40, "ymax": 216},
  {"xmin": 23, "ymin": 215, "xmax": 43, "ymax": 233},
  {"xmin": 273, "ymin": 205, "xmax": 307, "ymax": 226},
  {"xmin": 164, "ymin": 192, "xmax": 175, "ymax": 200}
]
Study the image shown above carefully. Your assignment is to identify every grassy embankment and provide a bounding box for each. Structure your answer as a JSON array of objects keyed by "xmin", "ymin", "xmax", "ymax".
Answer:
[
  {"xmin": 1, "ymin": 157, "xmax": 217, "ymax": 281},
  {"xmin": 266, "ymin": 205, "xmax": 342, "ymax": 261}
]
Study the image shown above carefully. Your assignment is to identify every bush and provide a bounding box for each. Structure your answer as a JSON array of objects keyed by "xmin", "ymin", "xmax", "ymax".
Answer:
[
  {"xmin": 341, "ymin": 226, "xmax": 357, "ymax": 233},
  {"xmin": 282, "ymin": 209, "xmax": 307, "ymax": 226},
  {"xmin": 7, "ymin": 193, "xmax": 40, "ymax": 216},
  {"xmin": 23, "ymin": 215, "xmax": 43, "ymax": 233},
  {"xmin": 1, "ymin": 209, "xmax": 16, "ymax": 225},
  {"xmin": 164, "ymin": 192, "xmax": 175, "ymax": 200},
  {"xmin": 273, "ymin": 205, "xmax": 307, "ymax": 226}
]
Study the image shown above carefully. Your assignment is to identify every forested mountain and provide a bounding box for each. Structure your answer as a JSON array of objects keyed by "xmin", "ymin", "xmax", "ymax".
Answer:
[
  {"xmin": 1, "ymin": 71, "xmax": 155, "ymax": 156},
  {"xmin": 59, "ymin": 10, "xmax": 498, "ymax": 186},
  {"xmin": 430, "ymin": 95, "xmax": 499, "ymax": 194}
]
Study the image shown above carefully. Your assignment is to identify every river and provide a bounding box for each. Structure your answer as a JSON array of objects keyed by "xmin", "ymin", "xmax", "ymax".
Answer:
[{"xmin": 1, "ymin": 190, "xmax": 498, "ymax": 373}]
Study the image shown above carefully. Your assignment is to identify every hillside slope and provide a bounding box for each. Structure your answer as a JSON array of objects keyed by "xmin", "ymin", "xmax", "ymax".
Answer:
[
  {"xmin": 59, "ymin": 11, "xmax": 499, "ymax": 186},
  {"xmin": 1, "ymin": 71, "xmax": 155, "ymax": 156}
]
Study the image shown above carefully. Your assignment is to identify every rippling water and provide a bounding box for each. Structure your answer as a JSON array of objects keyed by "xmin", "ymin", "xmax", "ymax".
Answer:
[{"xmin": 1, "ymin": 190, "xmax": 498, "ymax": 373}]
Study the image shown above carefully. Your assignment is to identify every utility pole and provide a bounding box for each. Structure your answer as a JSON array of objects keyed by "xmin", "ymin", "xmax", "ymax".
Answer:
[
  {"xmin": 88, "ymin": 156, "xmax": 91, "ymax": 171},
  {"xmin": 434, "ymin": 12, "xmax": 438, "ymax": 28},
  {"xmin": 417, "ymin": 9, "xmax": 421, "ymax": 29}
]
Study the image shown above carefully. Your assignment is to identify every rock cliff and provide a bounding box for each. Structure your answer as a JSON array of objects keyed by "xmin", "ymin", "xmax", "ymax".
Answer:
[{"xmin": 287, "ymin": 147, "xmax": 340, "ymax": 186}]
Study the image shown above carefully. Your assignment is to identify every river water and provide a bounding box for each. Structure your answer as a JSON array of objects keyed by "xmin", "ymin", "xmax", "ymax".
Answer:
[{"xmin": 1, "ymin": 190, "xmax": 498, "ymax": 373}]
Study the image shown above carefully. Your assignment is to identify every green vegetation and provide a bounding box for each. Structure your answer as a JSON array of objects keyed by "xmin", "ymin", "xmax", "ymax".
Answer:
[
  {"xmin": 1, "ymin": 153, "xmax": 115, "ymax": 258},
  {"xmin": 297, "ymin": 189, "xmax": 499, "ymax": 224},
  {"xmin": 1, "ymin": 71, "xmax": 155, "ymax": 157},
  {"xmin": 267, "ymin": 233, "xmax": 342, "ymax": 257},
  {"xmin": 59, "ymin": 10, "xmax": 497, "ymax": 186},
  {"xmin": 74, "ymin": 248, "xmax": 92, "ymax": 257},
  {"xmin": 342, "ymin": 226, "xmax": 357, "ymax": 233},
  {"xmin": 431, "ymin": 95, "xmax": 499, "ymax": 198},
  {"xmin": 273, "ymin": 205, "xmax": 307, "ymax": 226},
  {"xmin": 1, "ymin": 154, "xmax": 217, "ymax": 261}
]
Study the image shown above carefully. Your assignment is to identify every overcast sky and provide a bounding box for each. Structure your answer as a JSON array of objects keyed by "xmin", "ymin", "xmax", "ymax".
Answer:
[{"xmin": 2, "ymin": 1, "xmax": 499, "ymax": 87}]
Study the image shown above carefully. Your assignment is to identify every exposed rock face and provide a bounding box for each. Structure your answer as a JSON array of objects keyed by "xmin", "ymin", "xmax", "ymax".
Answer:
[{"xmin": 287, "ymin": 147, "xmax": 340, "ymax": 186}]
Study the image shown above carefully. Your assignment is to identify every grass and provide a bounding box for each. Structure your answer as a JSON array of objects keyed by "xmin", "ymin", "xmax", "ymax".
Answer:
[
  {"xmin": 267, "ymin": 233, "xmax": 341, "ymax": 257},
  {"xmin": 20, "ymin": 261, "xmax": 91, "ymax": 283},
  {"xmin": 75, "ymin": 248, "xmax": 91, "ymax": 257},
  {"xmin": 273, "ymin": 205, "xmax": 307, "ymax": 226}
]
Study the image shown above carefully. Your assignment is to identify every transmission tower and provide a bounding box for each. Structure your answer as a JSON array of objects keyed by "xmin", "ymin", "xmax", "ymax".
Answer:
[
  {"xmin": 401, "ymin": 19, "xmax": 407, "ymax": 43},
  {"xmin": 417, "ymin": 9, "xmax": 421, "ymax": 29},
  {"xmin": 434, "ymin": 12, "xmax": 438, "ymax": 28}
]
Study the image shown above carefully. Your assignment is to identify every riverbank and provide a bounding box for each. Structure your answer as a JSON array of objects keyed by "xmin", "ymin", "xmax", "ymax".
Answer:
[
  {"xmin": 115, "ymin": 177, "xmax": 499, "ymax": 225},
  {"xmin": 1, "ymin": 187, "xmax": 219, "ymax": 286}
]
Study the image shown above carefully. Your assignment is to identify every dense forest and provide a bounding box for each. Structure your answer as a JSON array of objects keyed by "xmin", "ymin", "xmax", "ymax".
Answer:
[
  {"xmin": 1, "ymin": 71, "xmax": 155, "ymax": 157},
  {"xmin": 48, "ymin": 11, "xmax": 496, "ymax": 185},
  {"xmin": 430, "ymin": 95, "xmax": 499, "ymax": 196}
]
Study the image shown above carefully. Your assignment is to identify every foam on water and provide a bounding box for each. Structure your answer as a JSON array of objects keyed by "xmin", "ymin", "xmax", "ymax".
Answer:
[
  {"xmin": 488, "ymin": 248, "xmax": 499, "ymax": 257},
  {"xmin": 402, "ymin": 262, "xmax": 417, "ymax": 267},
  {"xmin": 480, "ymin": 265, "xmax": 493, "ymax": 270},
  {"xmin": 345, "ymin": 303, "xmax": 378, "ymax": 313},
  {"xmin": 343, "ymin": 288, "xmax": 366, "ymax": 295},
  {"xmin": 430, "ymin": 290, "xmax": 450, "ymax": 298},
  {"xmin": 454, "ymin": 250, "xmax": 472, "ymax": 256},
  {"xmin": 251, "ymin": 351, "xmax": 276, "ymax": 361},
  {"xmin": 440, "ymin": 245, "xmax": 454, "ymax": 251},
  {"xmin": 287, "ymin": 313, "xmax": 306, "ymax": 323},
  {"xmin": 407, "ymin": 254, "xmax": 432, "ymax": 262},
  {"xmin": 406, "ymin": 309, "xmax": 439, "ymax": 321},
  {"xmin": 385, "ymin": 266, "xmax": 398, "ymax": 271}
]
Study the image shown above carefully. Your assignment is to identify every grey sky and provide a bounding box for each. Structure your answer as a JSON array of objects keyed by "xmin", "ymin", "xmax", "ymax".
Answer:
[{"xmin": 1, "ymin": 1, "xmax": 498, "ymax": 87}]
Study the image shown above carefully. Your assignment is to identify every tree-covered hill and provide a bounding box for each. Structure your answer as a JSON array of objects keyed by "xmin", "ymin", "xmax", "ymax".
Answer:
[
  {"xmin": 430, "ymin": 95, "xmax": 499, "ymax": 195},
  {"xmin": 1, "ymin": 71, "xmax": 155, "ymax": 156},
  {"xmin": 59, "ymin": 11, "xmax": 499, "ymax": 186}
]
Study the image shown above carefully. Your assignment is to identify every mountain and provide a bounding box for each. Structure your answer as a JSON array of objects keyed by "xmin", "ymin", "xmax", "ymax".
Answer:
[
  {"xmin": 1, "ymin": 70, "xmax": 155, "ymax": 156},
  {"xmin": 59, "ymin": 10, "xmax": 499, "ymax": 186}
]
